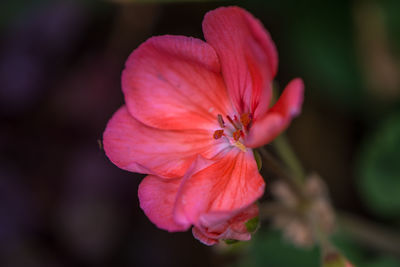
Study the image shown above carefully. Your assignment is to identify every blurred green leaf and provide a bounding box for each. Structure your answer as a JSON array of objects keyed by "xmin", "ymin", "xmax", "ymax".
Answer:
[
  {"xmin": 357, "ymin": 114, "xmax": 400, "ymax": 217},
  {"xmin": 332, "ymin": 232, "xmax": 400, "ymax": 267},
  {"xmin": 331, "ymin": 231, "xmax": 367, "ymax": 266},
  {"xmin": 237, "ymin": 227, "xmax": 400, "ymax": 267},
  {"xmin": 253, "ymin": 150, "xmax": 262, "ymax": 172},
  {"xmin": 287, "ymin": 1, "xmax": 363, "ymax": 111},
  {"xmin": 245, "ymin": 216, "xmax": 259, "ymax": 233},
  {"xmin": 225, "ymin": 239, "xmax": 240, "ymax": 245},
  {"xmin": 364, "ymin": 257, "xmax": 400, "ymax": 267},
  {"xmin": 381, "ymin": 0, "xmax": 400, "ymax": 58},
  {"xmin": 238, "ymin": 229, "xmax": 320, "ymax": 267}
]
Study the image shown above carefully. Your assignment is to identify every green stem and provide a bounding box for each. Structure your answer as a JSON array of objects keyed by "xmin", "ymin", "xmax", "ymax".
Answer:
[
  {"xmin": 258, "ymin": 146, "xmax": 306, "ymax": 200},
  {"xmin": 273, "ymin": 134, "xmax": 306, "ymax": 185},
  {"xmin": 265, "ymin": 133, "xmax": 400, "ymax": 258},
  {"xmin": 258, "ymin": 203, "xmax": 292, "ymax": 220}
]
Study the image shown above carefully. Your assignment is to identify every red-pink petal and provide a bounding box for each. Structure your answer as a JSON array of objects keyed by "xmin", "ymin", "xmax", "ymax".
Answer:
[
  {"xmin": 245, "ymin": 78, "xmax": 304, "ymax": 148},
  {"xmin": 203, "ymin": 6, "xmax": 278, "ymax": 118},
  {"xmin": 173, "ymin": 149, "xmax": 265, "ymax": 227},
  {"xmin": 103, "ymin": 106, "xmax": 224, "ymax": 178},
  {"xmin": 192, "ymin": 204, "xmax": 259, "ymax": 245},
  {"xmin": 192, "ymin": 227, "xmax": 218, "ymax": 246},
  {"xmin": 138, "ymin": 175, "xmax": 187, "ymax": 232},
  {"xmin": 138, "ymin": 156, "xmax": 215, "ymax": 232},
  {"xmin": 207, "ymin": 203, "xmax": 259, "ymax": 233},
  {"xmin": 122, "ymin": 35, "xmax": 232, "ymax": 130}
]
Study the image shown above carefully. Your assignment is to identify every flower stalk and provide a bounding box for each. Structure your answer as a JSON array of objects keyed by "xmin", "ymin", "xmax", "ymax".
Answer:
[
  {"xmin": 273, "ymin": 134, "xmax": 306, "ymax": 185},
  {"xmin": 267, "ymin": 132, "xmax": 400, "ymax": 261}
]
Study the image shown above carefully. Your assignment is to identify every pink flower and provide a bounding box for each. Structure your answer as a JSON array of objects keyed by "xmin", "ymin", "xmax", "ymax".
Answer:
[{"xmin": 103, "ymin": 6, "xmax": 303, "ymax": 245}]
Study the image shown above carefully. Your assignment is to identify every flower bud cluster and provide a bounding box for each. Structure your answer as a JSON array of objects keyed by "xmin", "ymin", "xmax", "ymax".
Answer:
[{"xmin": 270, "ymin": 173, "xmax": 335, "ymax": 247}]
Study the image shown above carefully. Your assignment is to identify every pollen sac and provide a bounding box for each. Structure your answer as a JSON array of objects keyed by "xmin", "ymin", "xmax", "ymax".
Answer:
[
  {"xmin": 213, "ymin": 129, "xmax": 224, "ymax": 139},
  {"xmin": 240, "ymin": 113, "xmax": 251, "ymax": 128},
  {"xmin": 233, "ymin": 130, "xmax": 242, "ymax": 141}
]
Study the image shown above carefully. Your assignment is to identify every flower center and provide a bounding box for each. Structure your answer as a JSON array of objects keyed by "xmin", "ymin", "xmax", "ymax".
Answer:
[{"xmin": 213, "ymin": 113, "xmax": 252, "ymax": 152}]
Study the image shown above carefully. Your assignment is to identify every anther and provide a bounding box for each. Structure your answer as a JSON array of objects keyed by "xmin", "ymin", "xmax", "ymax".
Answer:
[
  {"xmin": 217, "ymin": 114, "xmax": 225, "ymax": 128},
  {"xmin": 213, "ymin": 129, "xmax": 224, "ymax": 139},
  {"xmin": 233, "ymin": 130, "xmax": 242, "ymax": 141}
]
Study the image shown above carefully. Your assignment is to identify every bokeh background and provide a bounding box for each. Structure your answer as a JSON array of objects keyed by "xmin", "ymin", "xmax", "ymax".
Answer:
[{"xmin": 1, "ymin": 0, "xmax": 400, "ymax": 266}]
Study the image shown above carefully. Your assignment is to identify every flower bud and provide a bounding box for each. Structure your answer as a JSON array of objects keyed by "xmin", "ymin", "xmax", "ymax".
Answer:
[
  {"xmin": 192, "ymin": 204, "xmax": 259, "ymax": 245},
  {"xmin": 322, "ymin": 251, "xmax": 354, "ymax": 267}
]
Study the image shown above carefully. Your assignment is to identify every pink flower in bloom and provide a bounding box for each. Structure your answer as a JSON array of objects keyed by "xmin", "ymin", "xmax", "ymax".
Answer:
[{"xmin": 103, "ymin": 6, "xmax": 304, "ymax": 245}]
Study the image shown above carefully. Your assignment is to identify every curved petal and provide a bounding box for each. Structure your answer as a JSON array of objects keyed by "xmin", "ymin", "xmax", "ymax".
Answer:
[
  {"xmin": 203, "ymin": 203, "xmax": 259, "ymax": 233},
  {"xmin": 138, "ymin": 156, "xmax": 215, "ymax": 232},
  {"xmin": 203, "ymin": 6, "xmax": 278, "ymax": 118},
  {"xmin": 245, "ymin": 78, "xmax": 304, "ymax": 148},
  {"xmin": 138, "ymin": 175, "xmax": 187, "ymax": 232},
  {"xmin": 192, "ymin": 203, "xmax": 259, "ymax": 245},
  {"xmin": 103, "ymin": 106, "xmax": 226, "ymax": 178},
  {"xmin": 122, "ymin": 35, "xmax": 232, "ymax": 131},
  {"xmin": 173, "ymin": 149, "xmax": 265, "ymax": 228},
  {"xmin": 192, "ymin": 227, "xmax": 218, "ymax": 246}
]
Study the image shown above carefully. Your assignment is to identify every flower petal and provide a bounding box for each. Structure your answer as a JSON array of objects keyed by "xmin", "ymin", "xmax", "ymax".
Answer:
[
  {"xmin": 122, "ymin": 35, "xmax": 232, "ymax": 130},
  {"xmin": 203, "ymin": 6, "xmax": 278, "ymax": 118},
  {"xmin": 173, "ymin": 149, "xmax": 265, "ymax": 228},
  {"xmin": 192, "ymin": 227, "xmax": 218, "ymax": 246},
  {"xmin": 138, "ymin": 175, "xmax": 187, "ymax": 232},
  {"xmin": 245, "ymin": 78, "xmax": 304, "ymax": 148},
  {"xmin": 138, "ymin": 156, "xmax": 214, "ymax": 232},
  {"xmin": 192, "ymin": 203, "xmax": 259, "ymax": 245},
  {"xmin": 103, "ymin": 106, "xmax": 224, "ymax": 178},
  {"xmin": 203, "ymin": 203, "xmax": 259, "ymax": 234}
]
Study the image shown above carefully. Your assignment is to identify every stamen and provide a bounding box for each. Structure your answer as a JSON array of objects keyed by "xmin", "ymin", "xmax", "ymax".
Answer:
[
  {"xmin": 240, "ymin": 113, "xmax": 251, "ymax": 128},
  {"xmin": 213, "ymin": 129, "xmax": 224, "ymax": 139},
  {"xmin": 226, "ymin": 115, "xmax": 239, "ymax": 130},
  {"xmin": 233, "ymin": 130, "xmax": 242, "ymax": 141},
  {"xmin": 217, "ymin": 114, "xmax": 225, "ymax": 128}
]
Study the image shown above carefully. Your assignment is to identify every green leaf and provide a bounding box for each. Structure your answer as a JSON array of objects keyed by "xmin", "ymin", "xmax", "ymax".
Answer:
[
  {"xmin": 331, "ymin": 232, "xmax": 366, "ymax": 266},
  {"xmin": 380, "ymin": 0, "xmax": 400, "ymax": 58},
  {"xmin": 357, "ymin": 114, "xmax": 400, "ymax": 217},
  {"xmin": 245, "ymin": 216, "xmax": 259, "ymax": 233},
  {"xmin": 224, "ymin": 239, "xmax": 239, "ymax": 245},
  {"xmin": 253, "ymin": 150, "xmax": 262, "ymax": 171},
  {"xmin": 332, "ymin": 230, "xmax": 400, "ymax": 267},
  {"xmin": 364, "ymin": 257, "xmax": 400, "ymax": 267},
  {"xmin": 238, "ymin": 229, "xmax": 320, "ymax": 267},
  {"xmin": 287, "ymin": 0, "xmax": 364, "ymax": 111}
]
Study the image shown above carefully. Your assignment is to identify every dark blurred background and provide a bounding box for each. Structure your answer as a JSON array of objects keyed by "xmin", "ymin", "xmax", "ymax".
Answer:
[{"xmin": 1, "ymin": 0, "xmax": 400, "ymax": 266}]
